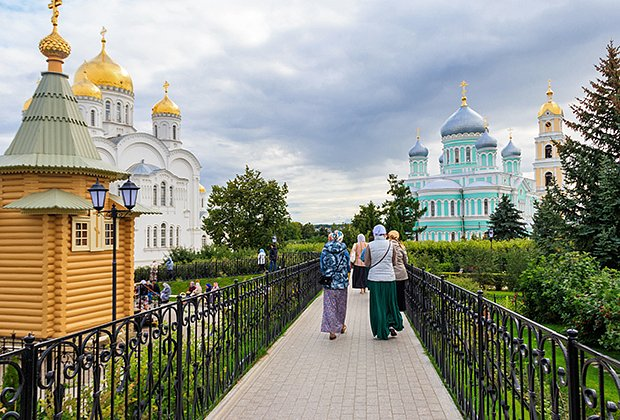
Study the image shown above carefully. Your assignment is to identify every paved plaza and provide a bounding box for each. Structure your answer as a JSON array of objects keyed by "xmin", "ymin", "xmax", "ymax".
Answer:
[{"xmin": 208, "ymin": 287, "xmax": 462, "ymax": 419}]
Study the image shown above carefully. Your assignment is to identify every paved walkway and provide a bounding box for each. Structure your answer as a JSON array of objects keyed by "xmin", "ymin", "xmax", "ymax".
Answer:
[{"xmin": 207, "ymin": 287, "xmax": 462, "ymax": 419}]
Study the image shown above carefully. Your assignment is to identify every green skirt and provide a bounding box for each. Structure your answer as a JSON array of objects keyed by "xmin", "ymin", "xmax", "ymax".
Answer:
[{"xmin": 367, "ymin": 280, "xmax": 404, "ymax": 340}]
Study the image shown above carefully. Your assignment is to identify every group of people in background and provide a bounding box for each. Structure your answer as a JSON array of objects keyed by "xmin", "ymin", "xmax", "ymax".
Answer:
[
  {"xmin": 257, "ymin": 242, "xmax": 278, "ymax": 272},
  {"xmin": 319, "ymin": 225, "xmax": 408, "ymax": 340}
]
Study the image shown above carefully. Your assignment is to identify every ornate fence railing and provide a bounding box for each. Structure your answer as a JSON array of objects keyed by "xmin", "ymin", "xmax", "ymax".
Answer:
[
  {"xmin": 405, "ymin": 264, "xmax": 620, "ymax": 420},
  {"xmin": 134, "ymin": 251, "xmax": 319, "ymax": 282},
  {"xmin": 0, "ymin": 259, "xmax": 321, "ymax": 419}
]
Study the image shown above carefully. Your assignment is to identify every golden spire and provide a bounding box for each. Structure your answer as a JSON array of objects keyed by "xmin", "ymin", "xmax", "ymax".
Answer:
[
  {"xmin": 416, "ymin": 127, "xmax": 420, "ymax": 140},
  {"xmin": 100, "ymin": 26, "xmax": 107, "ymax": 54},
  {"xmin": 508, "ymin": 127, "xmax": 513, "ymax": 140},
  {"xmin": 163, "ymin": 81, "xmax": 170, "ymax": 95},
  {"xmin": 483, "ymin": 117, "xmax": 489, "ymax": 130},
  {"xmin": 38, "ymin": 0, "xmax": 71, "ymax": 73},
  {"xmin": 546, "ymin": 79, "xmax": 554, "ymax": 101},
  {"xmin": 460, "ymin": 80, "xmax": 468, "ymax": 107}
]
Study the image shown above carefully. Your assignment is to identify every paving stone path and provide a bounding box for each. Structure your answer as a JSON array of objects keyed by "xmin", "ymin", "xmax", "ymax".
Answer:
[{"xmin": 207, "ymin": 287, "xmax": 462, "ymax": 419}]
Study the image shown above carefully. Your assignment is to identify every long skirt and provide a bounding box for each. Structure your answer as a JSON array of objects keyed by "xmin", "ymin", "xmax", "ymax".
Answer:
[
  {"xmin": 396, "ymin": 280, "xmax": 407, "ymax": 312},
  {"xmin": 351, "ymin": 265, "xmax": 368, "ymax": 289},
  {"xmin": 321, "ymin": 288, "xmax": 348, "ymax": 334},
  {"xmin": 367, "ymin": 280, "xmax": 404, "ymax": 340}
]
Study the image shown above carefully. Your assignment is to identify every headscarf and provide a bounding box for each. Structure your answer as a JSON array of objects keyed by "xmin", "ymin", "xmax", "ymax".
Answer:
[
  {"xmin": 259, "ymin": 248, "xmax": 265, "ymax": 254},
  {"xmin": 332, "ymin": 230, "xmax": 344, "ymax": 243},
  {"xmin": 327, "ymin": 232, "xmax": 334, "ymax": 241},
  {"xmin": 388, "ymin": 230, "xmax": 405, "ymax": 248},
  {"xmin": 372, "ymin": 224, "xmax": 387, "ymax": 237},
  {"xmin": 357, "ymin": 233, "xmax": 365, "ymax": 244}
]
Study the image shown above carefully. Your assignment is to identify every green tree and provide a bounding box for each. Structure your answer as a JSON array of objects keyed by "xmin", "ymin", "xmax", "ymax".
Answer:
[
  {"xmin": 548, "ymin": 41, "xmax": 620, "ymax": 268},
  {"xmin": 202, "ymin": 166, "xmax": 290, "ymax": 250},
  {"xmin": 488, "ymin": 195, "xmax": 528, "ymax": 241},
  {"xmin": 531, "ymin": 191, "xmax": 570, "ymax": 254},
  {"xmin": 301, "ymin": 222, "xmax": 316, "ymax": 239},
  {"xmin": 281, "ymin": 221, "xmax": 302, "ymax": 241},
  {"xmin": 382, "ymin": 174, "xmax": 426, "ymax": 240},
  {"xmin": 351, "ymin": 201, "xmax": 382, "ymax": 239}
]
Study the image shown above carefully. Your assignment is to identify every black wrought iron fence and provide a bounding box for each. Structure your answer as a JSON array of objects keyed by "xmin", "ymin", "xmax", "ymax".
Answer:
[
  {"xmin": 134, "ymin": 252, "xmax": 319, "ymax": 282},
  {"xmin": 405, "ymin": 264, "xmax": 620, "ymax": 420},
  {"xmin": 0, "ymin": 259, "xmax": 321, "ymax": 419}
]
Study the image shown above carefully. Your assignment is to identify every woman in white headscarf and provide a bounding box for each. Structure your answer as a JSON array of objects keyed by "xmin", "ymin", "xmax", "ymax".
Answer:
[
  {"xmin": 350, "ymin": 234, "xmax": 369, "ymax": 294},
  {"xmin": 365, "ymin": 224, "xmax": 404, "ymax": 340}
]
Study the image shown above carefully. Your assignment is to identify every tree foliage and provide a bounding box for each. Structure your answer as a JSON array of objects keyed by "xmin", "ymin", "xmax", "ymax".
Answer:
[
  {"xmin": 488, "ymin": 195, "xmax": 528, "ymax": 241},
  {"xmin": 382, "ymin": 174, "xmax": 426, "ymax": 240},
  {"xmin": 531, "ymin": 192, "xmax": 570, "ymax": 254},
  {"xmin": 202, "ymin": 166, "xmax": 290, "ymax": 250},
  {"xmin": 351, "ymin": 201, "xmax": 382, "ymax": 239},
  {"xmin": 547, "ymin": 41, "xmax": 620, "ymax": 268}
]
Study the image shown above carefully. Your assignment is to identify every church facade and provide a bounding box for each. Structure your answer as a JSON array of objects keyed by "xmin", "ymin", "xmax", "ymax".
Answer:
[
  {"xmin": 24, "ymin": 29, "xmax": 209, "ymax": 266},
  {"xmin": 405, "ymin": 82, "xmax": 564, "ymax": 241}
]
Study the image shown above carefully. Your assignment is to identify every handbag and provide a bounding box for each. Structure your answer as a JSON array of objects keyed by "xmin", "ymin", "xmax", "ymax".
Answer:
[
  {"xmin": 368, "ymin": 243, "xmax": 391, "ymax": 269},
  {"xmin": 319, "ymin": 253, "xmax": 346, "ymax": 286}
]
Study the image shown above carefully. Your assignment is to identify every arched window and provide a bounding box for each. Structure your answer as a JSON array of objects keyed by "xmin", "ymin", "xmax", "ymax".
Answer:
[
  {"xmin": 176, "ymin": 226, "xmax": 180, "ymax": 247},
  {"xmin": 446, "ymin": 149, "xmax": 450, "ymax": 164},
  {"xmin": 161, "ymin": 223, "xmax": 167, "ymax": 247},
  {"xmin": 172, "ymin": 125, "xmax": 177, "ymax": 140},
  {"xmin": 202, "ymin": 235, "xmax": 207, "ymax": 247},
  {"xmin": 146, "ymin": 227, "xmax": 151, "ymax": 248},
  {"xmin": 545, "ymin": 172, "xmax": 553, "ymax": 186},
  {"xmin": 483, "ymin": 199, "xmax": 489, "ymax": 215},
  {"xmin": 161, "ymin": 182, "xmax": 167, "ymax": 206},
  {"xmin": 466, "ymin": 147, "xmax": 471, "ymax": 162},
  {"xmin": 482, "ymin": 154, "xmax": 487, "ymax": 166},
  {"xmin": 116, "ymin": 102, "xmax": 122, "ymax": 122},
  {"xmin": 90, "ymin": 109, "xmax": 96, "ymax": 126},
  {"xmin": 125, "ymin": 104, "xmax": 129, "ymax": 124},
  {"xmin": 430, "ymin": 201, "xmax": 436, "ymax": 217},
  {"xmin": 455, "ymin": 148, "xmax": 460, "ymax": 163},
  {"xmin": 105, "ymin": 101, "xmax": 111, "ymax": 121},
  {"xmin": 451, "ymin": 232, "xmax": 456, "ymax": 242},
  {"xmin": 153, "ymin": 226, "xmax": 158, "ymax": 247},
  {"xmin": 152, "ymin": 185, "xmax": 158, "ymax": 206},
  {"xmin": 170, "ymin": 186, "xmax": 174, "ymax": 206},
  {"xmin": 545, "ymin": 144, "xmax": 553, "ymax": 159},
  {"xmin": 170, "ymin": 226, "xmax": 174, "ymax": 247},
  {"xmin": 154, "ymin": 125, "xmax": 158, "ymax": 138},
  {"xmin": 507, "ymin": 161, "xmax": 513, "ymax": 173},
  {"xmin": 450, "ymin": 200, "xmax": 455, "ymax": 216}
]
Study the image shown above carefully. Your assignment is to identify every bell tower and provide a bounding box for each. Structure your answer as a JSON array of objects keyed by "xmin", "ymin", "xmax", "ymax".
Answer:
[{"xmin": 533, "ymin": 81, "xmax": 564, "ymax": 194}]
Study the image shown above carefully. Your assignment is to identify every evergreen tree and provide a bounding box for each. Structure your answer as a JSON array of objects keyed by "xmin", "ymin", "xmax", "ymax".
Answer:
[
  {"xmin": 351, "ymin": 201, "xmax": 382, "ymax": 239},
  {"xmin": 531, "ymin": 192, "xmax": 570, "ymax": 254},
  {"xmin": 381, "ymin": 174, "xmax": 426, "ymax": 240},
  {"xmin": 488, "ymin": 195, "xmax": 528, "ymax": 241},
  {"xmin": 549, "ymin": 41, "xmax": 620, "ymax": 268}
]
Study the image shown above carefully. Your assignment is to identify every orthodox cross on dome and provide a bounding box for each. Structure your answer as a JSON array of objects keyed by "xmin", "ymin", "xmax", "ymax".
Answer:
[
  {"xmin": 546, "ymin": 79, "xmax": 554, "ymax": 100},
  {"xmin": 163, "ymin": 81, "xmax": 170, "ymax": 94},
  {"xmin": 48, "ymin": 0, "xmax": 62, "ymax": 28},
  {"xmin": 508, "ymin": 127, "xmax": 513, "ymax": 140},
  {"xmin": 483, "ymin": 117, "xmax": 489, "ymax": 130},
  {"xmin": 460, "ymin": 80, "xmax": 468, "ymax": 107},
  {"xmin": 100, "ymin": 26, "xmax": 107, "ymax": 51},
  {"xmin": 416, "ymin": 127, "xmax": 420, "ymax": 140}
]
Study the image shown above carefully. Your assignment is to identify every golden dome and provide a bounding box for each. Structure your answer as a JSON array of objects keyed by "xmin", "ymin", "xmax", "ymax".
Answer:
[
  {"xmin": 152, "ymin": 81, "xmax": 181, "ymax": 116},
  {"xmin": 199, "ymin": 184, "xmax": 206, "ymax": 193},
  {"xmin": 72, "ymin": 71, "xmax": 102, "ymax": 100},
  {"xmin": 74, "ymin": 27, "xmax": 133, "ymax": 93},
  {"xmin": 38, "ymin": 1, "xmax": 70, "ymax": 73},
  {"xmin": 538, "ymin": 81, "xmax": 563, "ymax": 117},
  {"xmin": 23, "ymin": 97, "xmax": 33, "ymax": 112}
]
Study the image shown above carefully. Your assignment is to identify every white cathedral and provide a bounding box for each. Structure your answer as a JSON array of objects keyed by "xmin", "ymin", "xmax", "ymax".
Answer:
[{"xmin": 24, "ymin": 29, "xmax": 209, "ymax": 266}]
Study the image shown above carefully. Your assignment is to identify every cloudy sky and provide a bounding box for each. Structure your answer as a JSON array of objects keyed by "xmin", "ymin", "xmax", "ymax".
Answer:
[{"xmin": 0, "ymin": 1, "xmax": 618, "ymax": 223}]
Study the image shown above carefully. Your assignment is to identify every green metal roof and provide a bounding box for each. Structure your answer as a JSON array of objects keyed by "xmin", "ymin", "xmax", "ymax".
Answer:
[
  {"xmin": 4, "ymin": 189, "xmax": 92, "ymax": 214},
  {"xmin": 0, "ymin": 71, "xmax": 126, "ymax": 180}
]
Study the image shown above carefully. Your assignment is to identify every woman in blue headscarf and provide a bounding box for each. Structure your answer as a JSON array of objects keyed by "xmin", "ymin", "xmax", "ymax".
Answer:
[{"xmin": 319, "ymin": 230, "xmax": 350, "ymax": 340}]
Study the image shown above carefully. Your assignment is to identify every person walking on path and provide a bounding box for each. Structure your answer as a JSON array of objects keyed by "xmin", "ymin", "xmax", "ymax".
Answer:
[
  {"xmin": 320, "ymin": 230, "xmax": 351, "ymax": 340},
  {"xmin": 268, "ymin": 243, "xmax": 278, "ymax": 272},
  {"xmin": 165, "ymin": 257, "xmax": 174, "ymax": 280},
  {"xmin": 365, "ymin": 224, "xmax": 404, "ymax": 340},
  {"xmin": 257, "ymin": 248, "xmax": 266, "ymax": 272},
  {"xmin": 388, "ymin": 230, "xmax": 409, "ymax": 312},
  {"xmin": 350, "ymin": 234, "xmax": 369, "ymax": 294}
]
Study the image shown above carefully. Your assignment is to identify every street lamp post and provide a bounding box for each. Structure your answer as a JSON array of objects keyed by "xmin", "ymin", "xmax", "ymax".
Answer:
[
  {"xmin": 488, "ymin": 228, "xmax": 494, "ymax": 251},
  {"xmin": 88, "ymin": 177, "xmax": 140, "ymax": 321}
]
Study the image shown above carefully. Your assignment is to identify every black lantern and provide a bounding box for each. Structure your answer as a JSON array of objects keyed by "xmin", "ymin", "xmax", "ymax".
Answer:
[
  {"xmin": 88, "ymin": 178, "xmax": 108, "ymax": 211},
  {"xmin": 119, "ymin": 177, "xmax": 139, "ymax": 210}
]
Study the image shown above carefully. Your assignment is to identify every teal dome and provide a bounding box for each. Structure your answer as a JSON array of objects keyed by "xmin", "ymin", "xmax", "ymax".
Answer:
[
  {"xmin": 501, "ymin": 140, "xmax": 521, "ymax": 158},
  {"xmin": 475, "ymin": 130, "xmax": 497, "ymax": 149},
  {"xmin": 440, "ymin": 106, "xmax": 485, "ymax": 137}
]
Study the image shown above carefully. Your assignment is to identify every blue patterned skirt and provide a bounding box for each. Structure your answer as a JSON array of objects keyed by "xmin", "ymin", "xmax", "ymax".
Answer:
[{"xmin": 321, "ymin": 289, "xmax": 348, "ymax": 333}]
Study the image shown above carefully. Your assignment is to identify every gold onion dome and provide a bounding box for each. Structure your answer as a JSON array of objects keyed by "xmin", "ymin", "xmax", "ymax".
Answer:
[
  {"xmin": 152, "ymin": 81, "xmax": 181, "ymax": 116},
  {"xmin": 39, "ymin": 1, "xmax": 70, "ymax": 72},
  {"xmin": 74, "ymin": 27, "xmax": 133, "ymax": 93},
  {"xmin": 538, "ymin": 80, "xmax": 563, "ymax": 117},
  {"xmin": 72, "ymin": 71, "xmax": 102, "ymax": 100}
]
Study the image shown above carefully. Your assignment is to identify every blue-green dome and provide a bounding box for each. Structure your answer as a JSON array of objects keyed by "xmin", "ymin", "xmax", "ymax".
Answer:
[
  {"xmin": 438, "ymin": 154, "xmax": 444, "ymax": 164},
  {"xmin": 408, "ymin": 139, "xmax": 428, "ymax": 158},
  {"xmin": 475, "ymin": 130, "xmax": 497, "ymax": 149},
  {"xmin": 440, "ymin": 106, "xmax": 485, "ymax": 137},
  {"xmin": 501, "ymin": 140, "xmax": 521, "ymax": 158}
]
